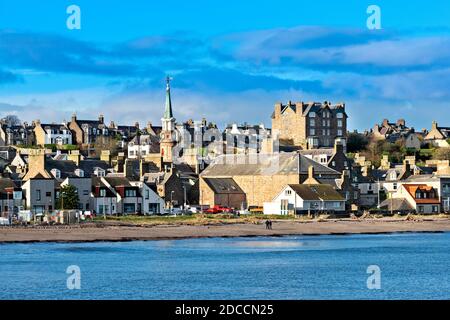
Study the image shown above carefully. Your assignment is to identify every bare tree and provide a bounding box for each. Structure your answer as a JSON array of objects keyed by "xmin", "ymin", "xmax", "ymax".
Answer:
[{"xmin": 1, "ymin": 115, "xmax": 21, "ymax": 126}]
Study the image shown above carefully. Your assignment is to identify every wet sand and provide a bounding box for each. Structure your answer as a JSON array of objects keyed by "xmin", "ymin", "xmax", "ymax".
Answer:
[{"xmin": 1, "ymin": 218, "xmax": 450, "ymax": 243}]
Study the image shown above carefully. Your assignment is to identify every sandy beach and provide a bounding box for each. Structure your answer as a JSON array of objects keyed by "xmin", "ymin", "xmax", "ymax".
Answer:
[{"xmin": 1, "ymin": 218, "xmax": 450, "ymax": 243}]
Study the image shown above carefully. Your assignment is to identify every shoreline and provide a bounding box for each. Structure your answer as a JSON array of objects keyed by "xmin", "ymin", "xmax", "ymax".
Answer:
[{"xmin": 1, "ymin": 218, "xmax": 450, "ymax": 244}]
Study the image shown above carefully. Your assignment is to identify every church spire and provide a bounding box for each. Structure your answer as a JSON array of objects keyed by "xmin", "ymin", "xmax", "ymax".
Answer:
[{"xmin": 164, "ymin": 76, "xmax": 173, "ymax": 119}]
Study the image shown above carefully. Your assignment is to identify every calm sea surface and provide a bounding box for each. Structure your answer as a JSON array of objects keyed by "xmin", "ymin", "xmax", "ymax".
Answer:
[{"xmin": 1, "ymin": 232, "xmax": 449, "ymax": 299}]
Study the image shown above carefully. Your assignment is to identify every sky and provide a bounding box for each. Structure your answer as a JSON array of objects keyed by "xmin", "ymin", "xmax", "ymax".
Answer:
[{"xmin": 1, "ymin": 0, "xmax": 450, "ymax": 131}]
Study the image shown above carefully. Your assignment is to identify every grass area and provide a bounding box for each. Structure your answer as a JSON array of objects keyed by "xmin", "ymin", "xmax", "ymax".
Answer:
[
  {"xmin": 93, "ymin": 213, "xmax": 296, "ymax": 226},
  {"xmin": 92, "ymin": 212, "xmax": 450, "ymax": 226}
]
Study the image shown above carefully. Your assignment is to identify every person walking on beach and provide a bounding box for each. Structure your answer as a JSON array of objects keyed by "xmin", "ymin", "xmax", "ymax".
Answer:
[
  {"xmin": 265, "ymin": 220, "xmax": 270, "ymax": 230},
  {"xmin": 269, "ymin": 220, "xmax": 273, "ymax": 230}
]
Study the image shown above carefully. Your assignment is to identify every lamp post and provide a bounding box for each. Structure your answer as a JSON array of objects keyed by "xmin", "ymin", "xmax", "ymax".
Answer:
[
  {"xmin": 183, "ymin": 185, "xmax": 187, "ymax": 210},
  {"xmin": 7, "ymin": 190, "xmax": 11, "ymax": 226},
  {"xmin": 377, "ymin": 179, "xmax": 381, "ymax": 210},
  {"xmin": 170, "ymin": 191, "xmax": 175, "ymax": 216},
  {"xmin": 103, "ymin": 192, "xmax": 106, "ymax": 220}
]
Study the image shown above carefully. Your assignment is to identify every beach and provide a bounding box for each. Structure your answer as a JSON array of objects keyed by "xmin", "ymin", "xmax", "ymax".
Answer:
[{"xmin": 1, "ymin": 218, "xmax": 450, "ymax": 243}]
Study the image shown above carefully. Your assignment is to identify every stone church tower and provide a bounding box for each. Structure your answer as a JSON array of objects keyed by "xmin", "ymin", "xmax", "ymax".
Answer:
[{"xmin": 160, "ymin": 76, "xmax": 177, "ymax": 163}]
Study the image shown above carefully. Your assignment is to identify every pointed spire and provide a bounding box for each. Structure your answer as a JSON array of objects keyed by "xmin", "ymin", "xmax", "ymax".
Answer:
[{"xmin": 164, "ymin": 76, "xmax": 173, "ymax": 119}]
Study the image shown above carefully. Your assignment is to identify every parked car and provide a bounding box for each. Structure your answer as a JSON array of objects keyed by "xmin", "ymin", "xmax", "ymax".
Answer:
[
  {"xmin": 205, "ymin": 205, "xmax": 222, "ymax": 214},
  {"xmin": 218, "ymin": 206, "xmax": 234, "ymax": 213},
  {"xmin": 248, "ymin": 206, "xmax": 263, "ymax": 213},
  {"xmin": 205, "ymin": 205, "xmax": 234, "ymax": 214}
]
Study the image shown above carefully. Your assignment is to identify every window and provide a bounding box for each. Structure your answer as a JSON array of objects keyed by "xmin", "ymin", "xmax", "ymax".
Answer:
[
  {"xmin": 100, "ymin": 189, "xmax": 106, "ymax": 197},
  {"xmin": 36, "ymin": 190, "xmax": 41, "ymax": 201},
  {"xmin": 418, "ymin": 206, "xmax": 424, "ymax": 213},
  {"xmin": 310, "ymin": 128, "xmax": 315, "ymax": 135},
  {"xmin": 393, "ymin": 183, "xmax": 398, "ymax": 190},
  {"xmin": 98, "ymin": 205, "xmax": 109, "ymax": 214},
  {"xmin": 83, "ymin": 190, "xmax": 89, "ymax": 196},
  {"xmin": 309, "ymin": 112, "xmax": 316, "ymax": 118},
  {"xmin": 322, "ymin": 119, "xmax": 326, "ymax": 126},
  {"xmin": 285, "ymin": 189, "xmax": 292, "ymax": 196},
  {"xmin": 337, "ymin": 129, "xmax": 343, "ymax": 136},
  {"xmin": 145, "ymin": 189, "xmax": 149, "ymax": 200},
  {"xmin": 75, "ymin": 169, "xmax": 84, "ymax": 177},
  {"xmin": 432, "ymin": 206, "xmax": 438, "ymax": 213},
  {"xmin": 46, "ymin": 192, "xmax": 51, "ymax": 197},
  {"xmin": 51, "ymin": 168, "xmax": 61, "ymax": 179},
  {"xmin": 310, "ymin": 118, "xmax": 315, "ymax": 126},
  {"xmin": 338, "ymin": 119, "xmax": 343, "ymax": 127},
  {"xmin": 148, "ymin": 203, "xmax": 160, "ymax": 214},
  {"xmin": 125, "ymin": 189, "xmax": 137, "ymax": 197},
  {"xmin": 337, "ymin": 113, "xmax": 343, "ymax": 119},
  {"xmin": 94, "ymin": 168, "xmax": 105, "ymax": 177},
  {"xmin": 124, "ymin": 203, "xmax": 136, "ymax": 213}
]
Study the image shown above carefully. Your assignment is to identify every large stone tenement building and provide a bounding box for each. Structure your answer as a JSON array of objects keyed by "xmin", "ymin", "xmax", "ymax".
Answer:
[{"xmin": 271, "ymin": 101, "xmax": 347, "ymax": 149}]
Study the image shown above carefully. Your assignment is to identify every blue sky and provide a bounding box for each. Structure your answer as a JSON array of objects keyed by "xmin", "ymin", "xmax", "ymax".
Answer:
[{"xmin": 1, "ymin": 0, "xmax": 450, "ymax": 130}]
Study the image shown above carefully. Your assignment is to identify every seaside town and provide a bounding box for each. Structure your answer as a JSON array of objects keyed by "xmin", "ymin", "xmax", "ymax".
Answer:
[{"xmin": 1, "ymin": 76, "xmax": 450, "ymax": 226}]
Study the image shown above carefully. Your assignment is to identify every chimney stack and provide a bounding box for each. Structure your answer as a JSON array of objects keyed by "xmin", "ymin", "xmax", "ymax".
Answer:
[
  {"xmin": 308, "ymin": 165, "xmax": 314, "ymax": 180},
  {"xmin": 432, "ymin": 121, "xmax": 438, "ymax": 131},
  {"xmin": 274, "ymin": 102, "xmax": 282, "ymax": 118}
]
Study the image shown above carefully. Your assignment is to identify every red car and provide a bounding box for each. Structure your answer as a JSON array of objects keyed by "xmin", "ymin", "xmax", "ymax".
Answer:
[{"xmin": 205, "ymin": 205, "xmax": 234, "ymax": 214}]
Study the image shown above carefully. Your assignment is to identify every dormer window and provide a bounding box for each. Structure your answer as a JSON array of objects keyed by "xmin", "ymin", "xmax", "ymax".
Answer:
[
  {"xmin": 337, "ymin": 113, "xmax": 344, "ymax": 119},
  {"xmin": 51, "ymin": 168, "xmax": 61, "ymax": 179},
  {"xmin": 309, "ymin": 112, "xmax": 316, "ymax": 118},
  {"xmin": 75, "ymin": 169, "xmax": 85, "ymax": 177},
  {"xmin": 94, "ymin": 167, "xmax": 105, "ymax": 177}
]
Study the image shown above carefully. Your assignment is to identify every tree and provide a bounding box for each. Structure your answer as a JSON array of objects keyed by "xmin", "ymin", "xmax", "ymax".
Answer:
[
  {"xmin": 56, "ymin": 185, "xmax": 80, "ymax": 210},
  {"xmin": 1, "ymin": 114, "xmax": 21, "ymax": 126},
  {"xmin": 433, "ymin": 148, "xmax": 450, "ymax": 161},
  {"xmin": 347, "ymin": 132, "xmax": 369, "ymax": 153}
]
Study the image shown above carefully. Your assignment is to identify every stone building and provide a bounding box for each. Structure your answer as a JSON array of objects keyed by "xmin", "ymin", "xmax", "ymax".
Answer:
[
  {"xmin": 271, "ymin": 101, "xmax": 347, "ymax": 149},
  {"xmin": 0, "ymin": 122, "xmax": 35, "ymax": 146},
  {"xmin": 68, "ymin": 114, "xmax": 110, "ymax": 146},
  {"xmin": 33, "ymin": 121, "xmax": 72, "ymax": 146},
  {"xmin": 424, "ymin": 121, "xmax": 450, "ymax": 147},
  {"xmin": 199, "ymin": 153, "xmax": 342, "ymax": 208}
]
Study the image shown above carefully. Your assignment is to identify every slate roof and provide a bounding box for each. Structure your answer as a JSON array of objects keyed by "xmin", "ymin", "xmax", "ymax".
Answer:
[
  {"xmin": 45, "ymin": 157, "xmax": 111, "ymax": 179},
  {"xmin": 40, "ymin": 123, "xmax": 69, "ymax": 131},
  {"xmin": 271, "ymin": 101, "xmax": 346, "ymax": 119},
  {"xmin": 288, "ymin": 184, "xmax": 345, "ymax": 201},
  {"xmin": 203, "ymin": 178, "xmax": 244, "ymax": 194},
  {"xmin": 91, "ymin": 177, "xmax": 116, "ymax": 197},
  {"xmin": 200, "ymin": 153, "xmax": 340, "ymax": 177},
  {"xmin": 103, "ymin": 176, "xmax": 132, "ymax": 187},
  {"xmin": 299, "ymin": 148, "xmax": 335, "ymax": 157}
]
